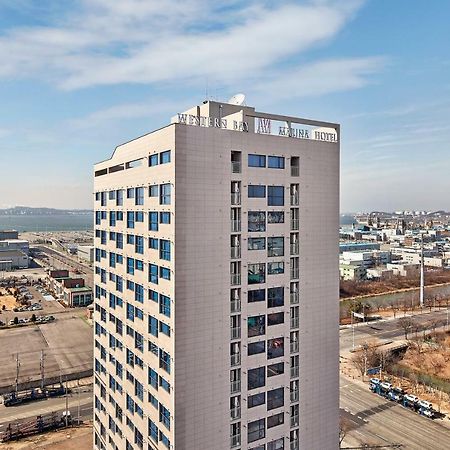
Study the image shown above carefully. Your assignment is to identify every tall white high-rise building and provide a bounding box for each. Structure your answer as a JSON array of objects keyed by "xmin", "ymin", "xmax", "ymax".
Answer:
[{"xmin": 93, "ymin": 99, "xmax": 340, "ymax": 450}]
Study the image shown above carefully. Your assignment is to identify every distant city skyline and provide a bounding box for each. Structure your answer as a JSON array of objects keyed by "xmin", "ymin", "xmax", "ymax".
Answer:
[{"xmin": 0, "ymin": 0, "xmax": 449, "ymax": 211}]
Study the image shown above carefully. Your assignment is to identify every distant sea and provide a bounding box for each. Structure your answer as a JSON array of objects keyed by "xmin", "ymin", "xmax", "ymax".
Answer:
[{"xmin": 0, "ymin": 214, "xmax": 93, "ymax": 232}]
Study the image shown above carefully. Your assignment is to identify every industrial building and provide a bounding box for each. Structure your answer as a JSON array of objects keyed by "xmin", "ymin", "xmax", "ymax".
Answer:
[
  {"xmin": 93, "ymin": 99, "xmax": 340, "ymax": 449},
  {"xmin": 0, "ymin": 230, "xmax": 29, "ymax": 270}
]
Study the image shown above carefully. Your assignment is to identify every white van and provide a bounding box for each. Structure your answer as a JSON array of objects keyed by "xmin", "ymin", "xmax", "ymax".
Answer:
[{"xmin": 418, "ymin": 400, "xmax": 432, "ymax": 410}]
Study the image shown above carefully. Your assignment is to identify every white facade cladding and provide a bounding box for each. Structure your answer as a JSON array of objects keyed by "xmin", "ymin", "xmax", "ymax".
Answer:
[{"xmin": 93, "ymin": 101, "xmax": 340, "ymax": 450}]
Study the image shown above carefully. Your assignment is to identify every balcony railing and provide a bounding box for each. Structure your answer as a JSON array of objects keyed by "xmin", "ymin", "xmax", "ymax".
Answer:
[
  {"xmin": 231, "ymin": 354, "xmax": 241, "ymax": 367},
  {"xmin": 291, "ymin": 166, "xmax": 299, "ymax": 177},
  {"xmin": 231, "ymin": 300, "xmax": 241, "ymax": 313},
  {"xmin": 230, "ymin": 434, "xmax": 241, "ymax": 448},
  {"xmin": 230, "ymin": 380, "xmax": 241, "ymax": 394},
  {"xmin": 290, "ymin": 194, "xmax": 299, "ymax": 206},
  {"xmin": 230, "ymin": 407, "xmax": 241, "ymax": 420},
  {"xmin": 231, "ymin": 161, "xmax": 241, "ymax": 174},
  {"xmin": 290, "ymin": 243, "xmax": 299, "ymax": 255},
  {"xmin": 290, "ymin": 268, "xmax": 299, "ymax": 279},
  {"xmin": 290, "ymin": 440, "xmax": 299, "ymax": 450},
  {"xmin": 291, "ymin": 366, "xmax": 299, "ymax": 378},
  {"xmin": 231, "ymin": 193, "xmax": 241, "ymax": 205},
  {"xmin": 290, "ymin": 292, "xmax": 299, "ymax": 304},
  {"xmin": 290, "ymin": 390, "xmax": 299, "ymax": 402},
  {"xmin": 291, "ymin": 414, "xmax": 299, "ymax": 427},
  {"xmin": 231, "ymin": 326, "xmax": 241, "ymax": 340},
  {"xmin": 290, "ymin": 341, "xmax": 299, "ymax": 353},
  {"xmin": 231, "ymin": 220, "xmax": 241, "ymax": 232},
  {"xmin": 290, "ymin": 317, "xmax": 299, "ymax": 328},
  {"xmin": 230, "ymin": 274, "xmax": 241, "ymax": 286},
  {"xmin": 290, "ymin": 219, "xmax": 299, "ymax": 231},
  {"xmin": 231, "ymin": 247, "xmax": 241, "ymax": 259}
]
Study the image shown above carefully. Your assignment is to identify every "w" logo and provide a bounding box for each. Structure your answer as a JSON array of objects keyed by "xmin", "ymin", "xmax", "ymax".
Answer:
[{"xmin": 257, "ymin": 118, "xmax": 271, "ymax": 134}]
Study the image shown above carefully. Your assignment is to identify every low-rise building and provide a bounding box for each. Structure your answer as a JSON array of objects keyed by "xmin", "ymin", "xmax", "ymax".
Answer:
[
  {"xmin": 340, "ymin": 263, "xmax": 367, "ymax": 281},
  {"xmin": 0, "ymin": 250, "xmax": 28, "ymax": 269},
  {"xmin": 387, "ymin": 262, "xmax": 420, "ymax": 277},
  {"xmin": 77, "ymin": 245, "xmax": 94, "ymax": 263},
  {"xmin": 0, "ymin": 231, "xmax": 29, "ymax": 270},
  {"xmin": 46, "ymin": 269, "xmax": 93, "ymax": 307},
  {"xmin": 341, "ymin": 250, "xmax": 390, "ymax": 268},
  {"xmin": 366, "ymin": 267, "xmax": 394, "ymax": 280}
]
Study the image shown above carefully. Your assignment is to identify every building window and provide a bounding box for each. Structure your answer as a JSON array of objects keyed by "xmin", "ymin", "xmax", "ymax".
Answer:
[
  {"xmin": 267, "ymin": 438, "xmax": 284, "ymax": 450},
  {"xmin": 268, "ymin": 156, "xmax": 285, "ymax": 169},
  {"xmin": 159, "ymin": 295, "xmax": 171, "ymax": 317},
  {"xmin": 248, "ymin": 185, "xmax": 266, "ymax": 198},
  {"xmin": 248, "ymin": 315, "xmax": 265, "ymax": 337},
  {"xmin": 135, "ymin": 284, "xmax": 144, "ymax": 303},
  {"xmin": 267, "ymin": 362, "xmax": 284, "ymax": 377},
  {"xmin": 248, "ymin": 341, "xmax": 265, "ymax": 356},
  {"xmin": 149, "ymin": 154, "xmax": 158, "ymax": 167},
  {"xmin": 149, "ymin": 316, "xmax": 158, "ymax": 337},
  {"xmin": 160, "ymin": 267, "xmax": 170, "ymax": 280},
  {"xmin": 160, "ymin": 184, "xmax": 171, "ymax": 205},
  {"xmin": 160, "ymin": 150, "xmax": 171, "ymax": 164},
  {"xmin": 268, "ymin": 312, "xmax": 284, "ymax": 326},
  {"xmin": 267, "ymin": 388, "xmax": 284, "ymax": 411},
  {"xmin": 267, "ymin": 412, "xmax": 284, "ymax": 428},
  {"xmin": 135, "ymin": 236, "xmax": 144, "ymax": 254},
  {"xmin": 248, "ymin": 418, "xmax": 265, "ymax": 443},
  {"xmin": 159, "ymin": 376, "xmax": 171, "ymax": 393},
  {"xmin": 268, "ymin": 261, "xmax": 284, "ymax": 275},
  {"xmin": 267, "ymin": 287, "xmax": 284, "ymax": 308},
  {"xmin": 109, "ymin": 211, "xmax": 116, "ymax": 227},
  {"xmin": 160, "ymin": 212, "xmax": 170, "ymax": 224},
  {"xmin": 267, "ymin": 337, "xmax": 284, "ymax": 359},
  {"xmin": 135, "ymin": 187, "xmax": 145, "ymax": 205},
  {"xmin": 248, "ymin": 367, "xmax": 265, "ymax": 391},
  {"xmin": 116, "ymin": 189, "xmax": 124, "ymax": 206},
  {"xmin": 149, "ymin": 264, "xmax": 158, "ymax": 284},
  {"xmin": 159, "ymin": 404, "xmax": 171, "ymax": 430},
  {"xmin": 127, "ymin": 212, "xmax": 135, "ymax": 229},
  {"xmin": 149, "ymin": 185, "xmax": 159, "ymax": 197},
  {"xmin": 149, "ymin": 212, "xmax": 159, "ymax": 231},
  {"xmin": 248, "ymin": 211, "xmax": 266, "ymax": 232},
  {"xmin": 267, "ymin": 237, "xmax": 284, "ymax": 257},
  {"xmin": 248, "ymin": 289, "xmax": 265, "ymax": 303},
  {"xmin": 135, "ymin": 211, "xmax": 144, "ymax": 222},
  {"xmin": 149, "ymin": 290, "xmax": 158, "ymax": 303},
  {"xmin": 248, "ymin": 392, "xmax": 265, "ymax": 408},
  {"xmin": 127, "ymin": 188, "xmax": 134, "ymax": 199},
  {"xmin": 149, "ymin": 238, "xmax": 158, "ymax": 249},
  {"xmin": 159, "ymin": 322, "xmax": 171, "ymax": 337},
  {"xmin": 127, "ymin": 258, "xmax": 135, "ymax": 275},
  {"xmin": 268, "ymin": 186, "xmax": 284, "ymax": 206},
  {"xmin": 248, "ymin": 263, "xmax": 265, "ymax": 284},
  {"xmin": 159, "ymin": 240, "xmax": 171, "ymax": 261},
  {"xmin": 159, "ymin": 350, "xmax": 171, "ymax": 374},
  {"xmin": 248, "ymin": 237, "xmax": 265, "ymax": 250},
  {"xmin": 127, "ymin": 234, "xmax": 135, "ymax": 245},
  {"xmin": 248, "ymin": 154, "xmax": 266, "ymax": 168},
  {"xmin": 268, "ymin": 211, "xmax": 284, "ymax": 223},
  {"xmin": 148, "ymin": 368, "xmax": 158, "ymax": 390}
]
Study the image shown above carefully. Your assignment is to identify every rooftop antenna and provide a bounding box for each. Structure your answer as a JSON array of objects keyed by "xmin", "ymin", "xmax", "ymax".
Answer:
[{"xmin": 227, "ymin": 93, "xmax": 246, "ymax": 106}]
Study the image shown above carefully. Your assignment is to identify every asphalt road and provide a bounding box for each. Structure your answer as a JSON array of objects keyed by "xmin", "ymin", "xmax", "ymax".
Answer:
[
  {"xmin": 340, "ymin": 309, "xmax": 450, "ymax": 351},
  {"xmin": 340, "ymin": 376, "xmax": 450, "ymax": 449}
]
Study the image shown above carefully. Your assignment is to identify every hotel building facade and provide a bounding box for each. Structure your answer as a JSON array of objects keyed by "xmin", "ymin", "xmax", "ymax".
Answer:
[{"xmin": 93, "ymin": 100, "xmax": 339, "ymax": 450}]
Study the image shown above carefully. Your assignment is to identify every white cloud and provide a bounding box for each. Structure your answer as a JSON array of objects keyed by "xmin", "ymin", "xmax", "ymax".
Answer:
[{"xmin": 0, "ymin": 0, "xmax": 372, "ymax": 91}]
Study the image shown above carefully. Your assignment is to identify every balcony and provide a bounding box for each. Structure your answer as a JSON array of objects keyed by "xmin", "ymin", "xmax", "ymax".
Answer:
[
  {"xmin": 231, "ymin": 300, "xmax": 241, "ymax": 313},
  {"xmin": 230, "ymin": 274, "xmax": 241, "ymax": 286},
  {"xmin": 291, "ymin": 414, "xmax": 299, "ymax": 427},
  {"xmin": 231, "ymin": 193, "xmax": 241, "ymax": 205},
  {"xmin": 231, "ymin": 220, "xmax": 241, "ymax": 232},
  {"xmin": 290, "ymin": 268, "xmax": 299, "ymax": 280},
  {"xmin": 290, "ymin": 341, "xmax": 299, "ymax": 353},
  {"xmin": 231, "ymin": 161, "xmax": 241, "ymax": 174},
  {"xmin": 230, "ymin": 406, "xmax": 241, "ymax": 420},
  {"xmin": 290, "ymin": 219, "xmax": 299, "ymax": 231},
  {"xmin": 230, "ymin": 434, "xmax": 241, "ymax": 448},
  {"xmin": 290, "ymin": 440, "xmax": 299, "ymax": 450},
  {"xmin": 230, "ymin": 380, "xmax": 241, "ymax": 394},
  {"xmin": 290, "ymin": 292, "xmax": 299, "ymax": 304},
  {"xmin": 231, "ymin": 247, "xmax": 241, "ymax": 259},
  {"xmin": 290, "ymin": 194, "xmax": 299, "ymax": 206},
  {"xmin": 290, "ymin": 317, "xmax": 299, "ymax": 328},
  {"xmin": 291, "ymin": 166, "xmax": 299, "ymax": 177},
  {"xmin": 291, "ymin": 366, "xmax": 299, "ymax": 378},
  {"xmin": 290, "ymin": 243, "xmax": 299, "ymax": 255},
  {"xmin": 290, "ymin": 390, "xmax": 299, "ymax": 402},
  {"xmin": 231, "ymin": 353, "xmax": 241, "ymax": 367},
  {"xmin": 231, "ymin": 326, "xmax": 241, "ymax": 340}
]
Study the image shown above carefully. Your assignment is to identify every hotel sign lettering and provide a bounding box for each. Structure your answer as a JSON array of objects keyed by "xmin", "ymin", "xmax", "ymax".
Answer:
[{"xmin": 177, "ymin": 113, "xmax": 249, "ymax": 132}]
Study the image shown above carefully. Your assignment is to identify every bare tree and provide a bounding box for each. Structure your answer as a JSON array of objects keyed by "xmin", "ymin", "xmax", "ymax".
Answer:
[
  {"xmin": 398, "ymin": 317, "xmax": 413, "ymax": 340},
  {"xmin": 339, "ymin": 416, "xmax": 353, "ymax": 448}
]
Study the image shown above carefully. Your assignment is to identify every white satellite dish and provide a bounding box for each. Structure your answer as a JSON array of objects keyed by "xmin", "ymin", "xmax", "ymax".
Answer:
[{"xmin": 227, "ymin": 93, "xmax": 246, "ymax": 106}]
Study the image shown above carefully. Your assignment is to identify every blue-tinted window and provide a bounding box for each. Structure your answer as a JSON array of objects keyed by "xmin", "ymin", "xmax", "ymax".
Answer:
[
  {"xmin": 135, "ymin": 236, "xmax": 144, "ymax": 254},
  {"xmin": 135, "ymin": 187, "xmax": 145, "ymax": 205},
  {"xmin": 126, "ymin": 303, "xmax": 134, "ymax": 321},
  {"xmin": 149, "ymin": 212, "xmax": 159, "ymax": 231},
  {"xmin": 160, "ymin": 267, "xmax": 170, "ymax": 280},
  {"xmin": 248, "ymin": 154, "xmax": 266, "ymax": 167},
  {"xmin": 267, "ymin": 186, "xmax": 284, "ymax": 206},
  {"xmin": 160, "ymin": 240, "xmax": 171, "ymax": 261},
  {"xmin": 116, "ymin": 189, "xmax": 124, "ymax": 206},
  {"xmin": 127, "ymin": 212, "xmax": 135, "ymax": 228},
  {"xmin": 148, "ymin": 419, "xmax": 158, "ymax": 442},
  {"xmin": 116, "ymin": 233, "xmax": 123, "ymax": 249},
  {"xmin": 159, "ymin": 321, "xmax": 170, "ymax": 337},
  {"xmin": 135, "ymin": 259, "xmax": 144, "ymax": 271},
  {"xmin": 160, "ymin": 151, "xmax": 171, "ymax": 164},
  {"xmin": 160, "ymin": 184, "xmax": 171, "ymax": 205},
  {"xmin": 149, "ymin": 290, "xmax": 158, "ymax": 303},
  {"xmin": 135, "ymin": 211, "xmax": 144, "ymax": 222},
  {"xmin": 159, "ymin": 404, "xmax": 171, "ymax": 430},
  {"xmin": 248, "ymin": 185, "xmax": 266, "ymax": 198},
  {"xmin": 127, "ymin": 234, "xmax": 135, "ymax": 245},
  {"xmin": 248, "ymin": 289, "xmax": 265, "ymax": 303},
  {"xmin": 159, "ymin": 349, "xmax": 171, "ymax": 374},
  {"xmin": 160, "ymin": 212, "xmax": 170, "ymax": 224},
  {"xmin": 268, "ymin": 156, "xmax": 285, "ymax": 169},
  {"xmin": 149, "ymin": 154, "xmax": 158, "ymax": 167},
  {"xmin": 149, "ymin": 238, "xmax": 158, "ymax": 249},
  {"xmin": 149, "ymin": 185, "xmax": 159, "ymax": 197},
  {"xmin": 135, "ymin": 284, "xmax": 144, "ymax": 303},
  {"xmin": 149, "ymin": 316, "xmax": 158, "ymax": 337},
  {"xmin": 127, "ymin": 188, "xmax": 134, "ymax": 199},
  {"xmin": 127, "ymin": 257, "xmax": 135, "ymax": 275},
  {"xmin": 159, "ymin": 376, "xmax": 171, "ymax": 393},
  {"xmin": 149, "ymin": 264, "xmax": 158, "ymax": 284},
  {"xmin": 159, "ymin": 295, "xmax": 171, "ymax": 318},
  {"xmin": 148, "ymin": 368, "xmax": 158, "ymax": 389}
]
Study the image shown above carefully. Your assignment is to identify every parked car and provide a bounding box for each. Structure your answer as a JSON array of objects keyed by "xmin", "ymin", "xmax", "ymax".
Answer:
[
  {"xmin": 388, "ymin": 387, "xmax": 405, "ymax": 402},
  {"xmin": 418, "ymin": 400, "xmax": 433, "ymax": 410}
]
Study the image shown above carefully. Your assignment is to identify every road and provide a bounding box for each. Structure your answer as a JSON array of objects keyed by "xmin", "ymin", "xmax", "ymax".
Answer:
[
  {"xmin": 0, "ymin": 389, "xmax": 93, "ymax": 430},
  {"xmin": 340, "ymin": 375, "xmax": 450, "ymax": 449},
  {"xmin": 340, "ymin": 309, "xmax": 450, "ymax": 351}
]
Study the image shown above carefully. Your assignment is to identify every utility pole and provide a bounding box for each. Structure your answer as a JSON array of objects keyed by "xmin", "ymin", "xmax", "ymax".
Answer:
[
  {"xmin": 40, "ymin": 350, "xmax": 45, "ymax": 391},
  {"xmin": 14, "ymin": 353, "xmax": 20, "ymax": 394},
  {"xmin": 351, "ymin": 312, "xmax": 355, "ymax": 351},
  {"xmin": 77, "ymin": 379, "xmax": 81, "ymax": 425},
  {"xmin": 65, "ymin": 376, "xmax": 69, "ymax": 427},
  {"xmin": 419, "ymin": 232, "xmax": 425, "ymax": 308}
]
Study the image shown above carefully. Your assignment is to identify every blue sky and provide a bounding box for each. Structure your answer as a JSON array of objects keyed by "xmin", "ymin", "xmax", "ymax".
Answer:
[{"xmin": 0, "ymin": 0, "xmax": 449, "ymax": 212}]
